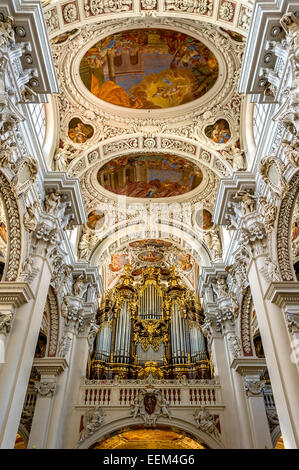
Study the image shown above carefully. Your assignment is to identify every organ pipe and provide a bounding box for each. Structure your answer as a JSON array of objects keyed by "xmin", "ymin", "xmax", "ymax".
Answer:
[{"xmin": 91, "ymin": 265, "xmax": 210, "ymax": 380}]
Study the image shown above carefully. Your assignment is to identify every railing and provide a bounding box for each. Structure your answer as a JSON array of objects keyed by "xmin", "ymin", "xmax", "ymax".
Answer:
[
  {"xmin": 24, "ymin": 386, "xmax": 37, "ymax": 411},
  {"xmin": 263, "ymin": 387, "xmax": 276, "ymax": 410},
  {"xmin": 77, "ymin": 378, "xmax": 223, "ymax": 408}
]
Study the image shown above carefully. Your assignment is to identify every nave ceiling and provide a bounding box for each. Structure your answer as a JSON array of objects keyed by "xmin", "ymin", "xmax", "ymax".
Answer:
[{"xmin": 43, "ymin": 1, "xmax": 252, "ymax": 289}]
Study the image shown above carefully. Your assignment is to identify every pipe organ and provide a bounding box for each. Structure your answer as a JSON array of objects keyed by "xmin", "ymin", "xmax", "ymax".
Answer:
[{"xmin": 90, "ymin": 265, "xmax": 211, "ymax": 380}]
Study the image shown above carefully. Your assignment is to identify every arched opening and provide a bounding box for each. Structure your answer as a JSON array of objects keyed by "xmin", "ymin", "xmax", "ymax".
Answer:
[
  {"xmin": 275, "ymin": 436, "xmax": 285, "ymax": 449},
  {"xmin": 14, "ymin": 433, "xmax": 26, "ymax": 449},
  {"xmin": 90, "ymin": 425, "xmax": 207, "ymax": 449}
]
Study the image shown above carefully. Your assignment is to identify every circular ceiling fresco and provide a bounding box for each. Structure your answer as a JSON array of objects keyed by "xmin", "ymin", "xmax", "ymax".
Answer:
[
  {"xmin": 97, "ymin": 154, "xmax": 203, "ymax": 198},
  {"xmin": 79, "ymin": 28, "xmax": 219, "ymax": 110}
]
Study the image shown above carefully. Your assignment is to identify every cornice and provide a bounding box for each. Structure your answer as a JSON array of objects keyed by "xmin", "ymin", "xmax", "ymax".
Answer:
[
  {"xmin": 43, "ymin": 172, "xmax": 87, "ymax": 226},
  {"xmin": 231, "ymin": 357, "xmax": 267, "ymax": 375},
  {"xmin": 265, "ymin": 282, "xmax": 299, "ymax": 308},
  {"xmin": 213, "ymin": 172, "xmax": 256, "ymax": 225},
  {"xmin": 0, "ymin": 282, "xmax": 34, "ymax": 307},
  {"xmin": 33, "ymin": 357, "xmax": 69, "ymax": 376},
  {"xmin": 0, "ymin": 0, "xmax": 59, "ymax": 94}
]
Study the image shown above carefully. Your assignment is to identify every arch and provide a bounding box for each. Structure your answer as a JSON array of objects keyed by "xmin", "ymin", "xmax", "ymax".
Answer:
[
  {"xmin": 44, "ymin": 1, "xmax": 252, "ymax": 42},
  {"xmin": 68, "ymin": 134, "xmax": 231, "ymax": 184},
  {"xmin": 15, "ymin": 424, "xmax": 29, "ymax": 448},
  {"xmin": 272, "ymin": 425, "xmax": 282, "ymax": 449},
  {"xmin": 277, "ymin": 170, "xmax": 299, "ymax": 281},
  {"xmin": 0, "ymin": 171, "xmax": 22, "ymax": 282},
  {"xmin": 89, "ymin": 222, "xmax": 212, "ymax": 269},
  {"xmin": 89, "ymin": 425, "xmax": 206, "ymax": 449},
  {"xmin": 76, "ymin": 416, "xmax": 224, "ymax": 449}
]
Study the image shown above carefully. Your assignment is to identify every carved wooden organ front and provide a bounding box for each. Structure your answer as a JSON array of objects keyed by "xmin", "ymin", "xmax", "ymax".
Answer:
[{"xmin": 89, "ymin": 265, "xmax": 211, "ymax": 380}]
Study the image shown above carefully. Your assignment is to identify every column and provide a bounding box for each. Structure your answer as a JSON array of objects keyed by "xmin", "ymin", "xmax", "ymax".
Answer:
[
  {"xmin": 0, "ymin": 185, "xmax": 84, "ymax": 448},
  {"xmin": 214, "ymin": 175, "xmax": 299, "ymax": 448},
  {"xmin": 232, "ymin": 358, "xmax": 273, "ymax": 448},
  {"xmin": 27, "ymin": 358, "xmax": 67, "ymax": 449},
  {"xmin": 0, "ymin": 244, "xmax": 52, "ymax": 448},
  {"xmin": 45, "ymin": 290, "xmax": 98, "ymax": 449},
  {"xmin": 247, "ymin": 251, "xmax": 299, "ymax": 448},
  {"xmin": 244, "ymin": 377, "xmax": 273, "ymax": 449},
  {"xmin": 200, "ymin": 267, "xmax": 255, "ymax": 448}
]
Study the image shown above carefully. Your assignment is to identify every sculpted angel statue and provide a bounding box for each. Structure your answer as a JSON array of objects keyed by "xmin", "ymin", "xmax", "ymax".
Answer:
[
  {"xmin": 44, "ymin": 191, "xmax": 61, "ymax": 215},
  {"xmin": 23, "ymin": 201, "xmax": 39, "ymax": 232},
  {"xmin": 53, "ymin": 142, "xmax": 78, "ymax": 172},
  {"xmin": 222, "ymin": 143, "xmax": 246, "ymax": 171},
  {"xmin": 234, "ymin": 190, "xmax": 256, "ymax": 215},
  {"xmin": 194, "ymin": 407, "xmax": 220, "ymax": 439},
  {"xmin": 0, "ymin": 17, "xmax": 15, "ymax": 49},
  {"xmin": 73, "ymin": 274, "xmax": 87, "ymax": 297}
]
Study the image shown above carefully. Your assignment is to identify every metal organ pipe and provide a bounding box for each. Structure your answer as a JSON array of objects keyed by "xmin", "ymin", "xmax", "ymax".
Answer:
[{"xmin": 190, "ymin": 326, "xmax": 205, "ymax": 361}]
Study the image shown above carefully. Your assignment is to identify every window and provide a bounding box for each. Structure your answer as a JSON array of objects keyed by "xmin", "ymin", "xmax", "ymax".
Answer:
[
  {"xmin": 253, "ymin": 103, "xmax": 268, "ymax": 145},
  {"xmin": 28, "ymin": 103, "xmax": 45, "ymax": 145}
]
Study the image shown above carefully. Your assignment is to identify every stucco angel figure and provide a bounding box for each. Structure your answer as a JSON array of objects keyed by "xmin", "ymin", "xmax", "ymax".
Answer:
[
  {"xmin": 80, "ymin": 407, "xmax": 104, "ymax": 442},
  {"xmin": 157, "ymin": 394, "xmax": 172, "ymax": 419},
  {"xmin": 234, "ymin": 190, "xmax": 256, "ymax": 215},
  {"xmin": 0, "ymin": 139, "xmax": 16, "ymax": 167},
  {"xmin": 222, "ymin": 143, "xmax": 247, "ymax": 171},
  {"xmin": 53, "ymin": 142, "xmax": 78, "ymax": 172},
  {"xmin": 61, "ymin": 294, "xmax": 70, "ymax": 319},
  {"xmin": 73, "ymin": 274, "xmax": 86, "ymax": 297},
  {"xmin": 260, "ymin": 257, "xmax": 281, "ymax": 283},
  {"xmin": 194, "ymin": 407, "xmax": 220, "ymax": 440},
  {"xmin": 0, "ymin": 17, "xmax": 15, "ymax": 49},
  {"xmin": 44, "ymin": 191, "xmax": 61, "ymax": 215},
  {"xmin": 205, "ymin": 229, "xmax": 222, "ymax": 260},
  {"xmin": 23, "ymin": 201, "xmax": 39, "ymax": 232},
  {"xmin": 281, "ymin": 140, "xmax": 299, "ymax": 167},
  {"xmin": 216, "ymin": 276, "xmax": 228, "ymax": 297}
]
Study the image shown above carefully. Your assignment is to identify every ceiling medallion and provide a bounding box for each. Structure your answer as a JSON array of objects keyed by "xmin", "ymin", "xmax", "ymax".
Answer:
[
  {"xmin": 97, "ymin": 153, "xmax": 203, "ymax": 199},
  {"xmin": 79, "ymin": 28, "xmax": 218, "ymax": 111}
]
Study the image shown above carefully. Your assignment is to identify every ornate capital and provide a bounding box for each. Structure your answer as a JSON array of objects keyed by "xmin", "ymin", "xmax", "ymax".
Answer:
[
  {"xmin": 0, "ymin": 311, "xmax": 13, "ymax": 335},
  {"xmin": 34, "ymin": 381, "xmax": 56, "ymax": 398},
  {"xmin": 0, "ymin": 282, "xmax": 34, "ymax": 335},
  {"xmin": 244, "ymin": 378, "xmax": 266, "ymax": 397}
]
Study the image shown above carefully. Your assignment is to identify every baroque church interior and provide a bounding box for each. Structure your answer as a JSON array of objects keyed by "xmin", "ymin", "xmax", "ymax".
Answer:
[{"xmin": 0, "ymin": 0, "xmax": 299, "ymax": 450}]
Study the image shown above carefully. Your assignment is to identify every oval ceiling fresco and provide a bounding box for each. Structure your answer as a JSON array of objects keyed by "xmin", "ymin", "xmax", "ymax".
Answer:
[
  {"xmin": 97, "ymin": 154, "xmax": 203, "ymax": 198},
  {"xmin": 79, "ymin": 28, "xmax": 219, "ymax": 110}
]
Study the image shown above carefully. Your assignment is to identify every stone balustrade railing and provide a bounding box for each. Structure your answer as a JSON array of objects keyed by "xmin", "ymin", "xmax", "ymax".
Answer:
[
  {"xmin": 76, "ymin": 377, "xmax": 223, "ymax": 408},
  {"xmin": 263, "ymin": 387, "xmax": 276, "ymax": 410}
]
